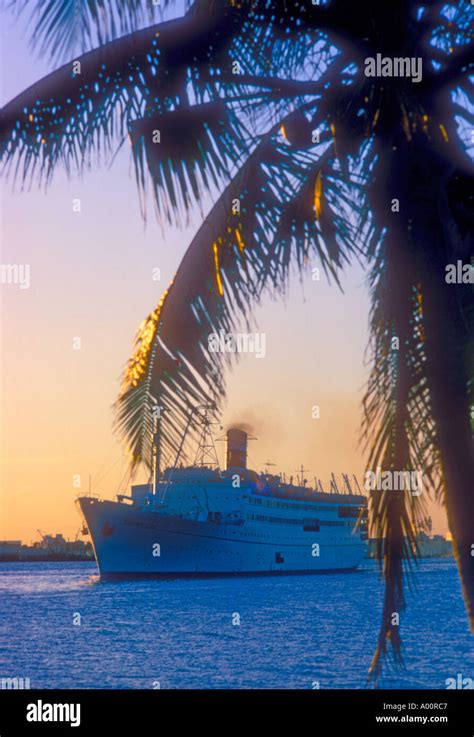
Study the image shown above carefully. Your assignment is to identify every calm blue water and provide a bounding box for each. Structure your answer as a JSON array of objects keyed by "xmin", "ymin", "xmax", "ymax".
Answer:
[{"xmin": 0, "ymin": 558, "xmax": 472, "ymax": 689}]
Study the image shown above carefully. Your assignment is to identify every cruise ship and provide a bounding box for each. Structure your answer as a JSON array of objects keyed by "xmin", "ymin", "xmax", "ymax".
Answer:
[{"xmin": 78, "ymin": 411, "xmax": 368, "ymax": 578}]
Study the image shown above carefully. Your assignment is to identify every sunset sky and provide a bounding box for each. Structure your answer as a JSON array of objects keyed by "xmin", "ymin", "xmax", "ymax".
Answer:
[{"xmin": 0, "ymin": 8, "xmax": 449, "ymax": 542}]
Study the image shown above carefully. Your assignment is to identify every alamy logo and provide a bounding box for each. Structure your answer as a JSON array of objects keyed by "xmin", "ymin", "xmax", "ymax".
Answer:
[
  {"xmin": 1, "ymin": 676, "xmax": 30, "ymax": 689},
  {"xmin": 26, "ymin": 700, "xmax": 81, "ymax": 728},
  {"xmin": 445, "ymin": 260, "xmax": 474, "ymax": 284},
  {"xmin": 208, "ymin": 330, "xmax": 266, "ymax": 359},
  {"xmin": 364, "ymin": 54, "xmax": 422, "ymax": 83},
  {"xmin": 0, "ymin": 264, "xmax": 30, "ymax": 289},
  {"xmin": 365, "ymin": 467, "xmax": 423, "ymax": 496},
  {"xmin": 445, "ymin": 673, "xmax": 473, "ymax": 689}
]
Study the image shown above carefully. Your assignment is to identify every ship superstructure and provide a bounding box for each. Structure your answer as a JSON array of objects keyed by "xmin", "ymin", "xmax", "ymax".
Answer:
[{"xmin": 78, "ymin": 409, "xmax": 368, "ymax": 578}]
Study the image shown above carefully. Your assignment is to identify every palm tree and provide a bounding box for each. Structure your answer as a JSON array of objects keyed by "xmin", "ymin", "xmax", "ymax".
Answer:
[{"xmin": 1, "ymin": 0, "xmax": 473, "ymax": 678}]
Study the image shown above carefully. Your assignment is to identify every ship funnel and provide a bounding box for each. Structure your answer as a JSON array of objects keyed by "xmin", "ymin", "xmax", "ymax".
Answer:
[{"xmin": 226, "ymin": 428, "xmax": 248, "ymax": 470}]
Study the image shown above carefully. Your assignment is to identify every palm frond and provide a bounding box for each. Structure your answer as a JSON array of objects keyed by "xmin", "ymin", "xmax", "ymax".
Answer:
[
  {"xmin": 9, "ymin": 0, "xmax": 184, "ymax": 64},
  {"xmin": 0, "ymin": 8, "xmax": 251, "ymax": 211},
  {"xmin": 114, "ymin": 100, "xmax": 372, "ymax": 467},
  {"xmin": 363, "ymin": 230, "xmax": 442, "ymax": 679},
  {"xmin": 0, "ymin": 15, "xmax": 178, "ymax": 185},
  {"xmin": 130, "ymin": 101, "xmax": 252, "ymax": 225}
]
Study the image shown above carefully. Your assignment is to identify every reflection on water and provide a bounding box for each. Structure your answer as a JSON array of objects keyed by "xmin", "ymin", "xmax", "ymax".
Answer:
[
  {"xmin": 0, "ymin": 559, "xmax": 472, "ymax": 689},
  {"xmin": 0, "ymin": 562, "xmax": 99, "ymax": 594}
]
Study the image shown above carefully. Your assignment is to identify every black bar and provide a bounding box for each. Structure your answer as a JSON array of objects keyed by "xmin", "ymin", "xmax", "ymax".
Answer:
[{"xmin": 0, "ymin": 689, "xmax": 473, "ymax": 735}]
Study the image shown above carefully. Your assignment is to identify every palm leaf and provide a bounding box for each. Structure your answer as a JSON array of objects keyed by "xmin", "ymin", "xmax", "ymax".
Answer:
[
  {"xmin": 9, "ymin": 0, "xmax": 187, "ymax": 64},
  {"xmin": 114, "ymin": 99, "xmax": 371, "ymax": 467},
  {"xmin": 129, "ymin": 100, "xmax": 251, "ymax": 225},
  {"xmin": 363, "ymin": 232, "xmax": 442, "ymax": 679},
  {"xmin": 0, "ymin": 5, "xmax": 250, "ymax": 189}
]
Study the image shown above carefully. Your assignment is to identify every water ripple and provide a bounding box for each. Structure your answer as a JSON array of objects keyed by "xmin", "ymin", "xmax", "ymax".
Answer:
[{"xmin": 0, "ymin": 559, "xmax": 472, "ymax": 689}]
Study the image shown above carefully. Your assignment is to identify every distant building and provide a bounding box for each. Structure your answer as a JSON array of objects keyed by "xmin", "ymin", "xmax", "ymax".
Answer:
[
  {"xmin": 0, "ymin": 535, "xmax": 94, "ymax": 561},
  {"xmin": 368, "ymin": 533, "xmax": 452, "ymax": 559},
  {"xmin": 0, "ymin": 541, "xmax": 23, "ymax": 555},
  {"xmin": 417, "ymin": 532, "xmax": 453, "ymax": 558}
]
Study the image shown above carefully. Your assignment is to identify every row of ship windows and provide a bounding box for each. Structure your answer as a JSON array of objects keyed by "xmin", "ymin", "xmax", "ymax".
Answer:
[
  {"xmin": 247, "ymin": 514, "xmax": 301, "ymax": 525},
  {"xmin": 246, "ymin": 514, "xmax": 348, "ymax": 527},
  {"xmin": 238, "ymin": 533, "xmax": 349, "ymax": 543},
  {"xmin": 246, "ymin": 497, "xmax": 335, "ymax": 513},
  {"xmin": 204, "ymin": 533, "xmax": 349, "ymax": 542}
]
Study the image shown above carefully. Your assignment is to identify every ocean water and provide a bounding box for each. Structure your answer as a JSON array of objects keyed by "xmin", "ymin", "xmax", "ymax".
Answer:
[{"xmin": 0, "ymin": 558, "xmax": 472, "ymax": 689}]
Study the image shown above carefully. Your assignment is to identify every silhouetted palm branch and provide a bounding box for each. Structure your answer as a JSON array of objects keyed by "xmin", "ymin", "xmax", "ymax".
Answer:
[{"xmin": 10, "ymin": 0, "xmax": 179, "ymax": 63}]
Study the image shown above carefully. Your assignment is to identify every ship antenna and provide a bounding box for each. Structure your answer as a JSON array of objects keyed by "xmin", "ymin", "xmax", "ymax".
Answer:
[
  {"xmin": 295, "ymin": 464, "xmax": 309, "ymax": 487},
  {"xmin": 342, "ymin": 473, "xmax": 353, "ymax": 495},
  {"xmin": 152, "ymin": 402, "xmax": 164, "ymax": 494},
  {"xmin": 353, "ymin": 474, "xmax": 363, "ymax": 495}
]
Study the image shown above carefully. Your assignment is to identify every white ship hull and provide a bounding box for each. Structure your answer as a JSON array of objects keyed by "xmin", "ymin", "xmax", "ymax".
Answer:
[{"xmin": 78, "ymin": 497, "xmax": 367, "ymax": 578}]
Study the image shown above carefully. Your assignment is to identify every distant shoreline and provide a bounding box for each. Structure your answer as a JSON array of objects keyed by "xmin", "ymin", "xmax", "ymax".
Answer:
[
  {"xmin": 0, "ymin": 555, "xmax": 454, "ymax": 564},
  {"xmin": 0, "ymin": 555, "xmax": 94, "ymax": 562}
]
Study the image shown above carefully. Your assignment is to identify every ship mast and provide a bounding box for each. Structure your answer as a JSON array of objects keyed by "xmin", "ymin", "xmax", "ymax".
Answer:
[
  {"xmin": 193, "ymin": 405, "xmax": 220, "ymax": 469},
  {"xmin": 159, "ymin": 404, "xmax": 218, "ymax": 504}
]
